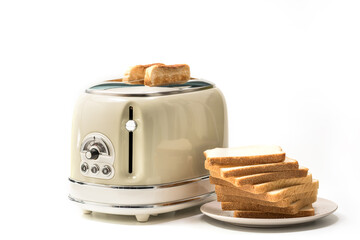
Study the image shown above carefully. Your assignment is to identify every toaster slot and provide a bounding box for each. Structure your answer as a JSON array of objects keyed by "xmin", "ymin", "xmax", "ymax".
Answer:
[
  {"xmin": 126, "ymin": 106, "xmax": 137, "ymax": 174},
  {"xmin": 128, "ymin": 106, "xmax": 134, "ymax": 174}
]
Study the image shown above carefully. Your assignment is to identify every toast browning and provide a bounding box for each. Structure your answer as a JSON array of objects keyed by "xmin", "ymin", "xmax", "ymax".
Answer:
[
  {"xmin": 123, "ymin": 63, "xmax": 164, "ymax": 84},
  {"xmin": 215, "ymin": 180, "xmax": 319, "ymax": 202},
  {"xmin": 217, "ymin": 190, "xmax": 318, "ymax": 207},
  {"xmin": 144, "ymin": 64, "xmax": 190, "ymax": 86},
  {"xmin": 234, "ymin": 205, "xmax": 315, "ymax": 218},
  {"xmin": 204, "ymin": 145, "xmax": 319, "ymax": 218},
  {"xmin": 210, "ymin": 168, "xmax": 309, "ymax": 186},
  {"xmin": 206, "ymin": 157, "xmax": 299, "ymax": 178},
  {"xmin": 222, "ymin": 194, "xmax": 317, "ymax": 214},
  {"xmin": 210, "ymin": 174, "xmax": 313, "ymax": 194}
]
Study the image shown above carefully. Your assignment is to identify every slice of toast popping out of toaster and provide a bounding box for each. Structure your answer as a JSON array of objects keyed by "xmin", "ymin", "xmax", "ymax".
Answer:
[{"xmin": 69, "ymin": 79, "xmax": 228, "ymax": 222}]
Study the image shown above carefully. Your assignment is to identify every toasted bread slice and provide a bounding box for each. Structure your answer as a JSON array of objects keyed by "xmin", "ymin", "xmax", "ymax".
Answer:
[
  {"xmin": 106, "ymin": 78, "xmax": 123, "ymax": 82},
  {"xmin": 123, "ymin": 63, "xmax": 164, "ymax": 84},
  {"xmin": 209, "ymin": 167, "xmax": 309, "ymax": 186},
  {"xmin": 210, "ymin": 174, "xmax": 313, "ymax": 194},
  {"xmin": 215, "ymin": 180, "xmax": 319, "ymax": 202},
  {"xmin": 204, "ymin": 145, "xmax": 285, "ymax": 166},
  {"xmin": 217, "ymin": 190, "xmax": 318, "ymax": 207},
  {"xmin": 233, "ymin": 205, "xmax": 315, "ymax": 218},
  {"xmin": 221, "ymin": 194, "xmax": 317, "ymax": 214},
  {"xmin": 206, "ymin": 157, "xmax": 299, "ymax": 178},
  {"xmin": 144, "ymin": 64, "xmax": 190, "ymax": 86}
]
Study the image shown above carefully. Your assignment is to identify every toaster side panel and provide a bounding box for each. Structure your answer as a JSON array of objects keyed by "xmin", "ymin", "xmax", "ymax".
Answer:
[
  {"xmin": 70, "ymin": 88, "xmax": 228, "ymax": 186},
  {"xmin": 130, "ymin": 88, "xmax": 228, "ymax": 185}
]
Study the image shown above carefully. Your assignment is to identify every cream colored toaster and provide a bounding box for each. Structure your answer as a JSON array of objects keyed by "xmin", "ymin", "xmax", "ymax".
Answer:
[{"xmin": 68, "ymin": 79, "xmax": 228, "ymax": 221}]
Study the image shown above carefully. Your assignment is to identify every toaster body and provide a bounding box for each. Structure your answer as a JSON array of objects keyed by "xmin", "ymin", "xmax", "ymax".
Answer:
[{"xmin": 69, "ymin": 80, "xmax": 228, "ymax": 221}]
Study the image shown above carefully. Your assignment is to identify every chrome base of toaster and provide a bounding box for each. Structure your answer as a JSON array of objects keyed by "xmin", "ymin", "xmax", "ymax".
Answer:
[
  {"xmin": 68, "ymin": 175, "xmax": 215, "ymax": 222},
  {"xmin": 69, "ymin": 192, "xmax": 215, "ymax": 222}
]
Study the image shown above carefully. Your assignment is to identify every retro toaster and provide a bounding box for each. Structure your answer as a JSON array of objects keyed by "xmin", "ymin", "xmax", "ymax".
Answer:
[{"xmin": 68, "ymin": 79, "xmax": 228, "ymax": 221}]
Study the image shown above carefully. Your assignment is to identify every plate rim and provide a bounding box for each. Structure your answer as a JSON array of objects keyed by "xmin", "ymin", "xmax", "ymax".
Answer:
[{"xmin": 200, "ymin": 197, "xmax": 338, "ymax": 227}]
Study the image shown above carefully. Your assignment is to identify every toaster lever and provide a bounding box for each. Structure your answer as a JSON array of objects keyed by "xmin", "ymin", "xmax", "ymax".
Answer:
[
  {"xmin": 127, "ymin": 106, "xmax": 135, "ymax": 174},
  {"xmin": 125, "ymin": 120, "xmax": 137, "ymax": 132}
]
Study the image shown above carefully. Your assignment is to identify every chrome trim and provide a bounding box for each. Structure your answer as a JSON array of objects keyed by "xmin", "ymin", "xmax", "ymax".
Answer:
[
  {"xmin": 90, "ymin": 164, "xmax": 99, "ymax": 175},
  {"xmin": 85, "ymin": 79, "xmax": 214, "ymax": 97},
  {"xmin": 80, "ymin": 133, "xmax": 115, "ymax": 180},
  {"xmin": 101, "ymin": 165, "xmax": 111, "ymax": 176},
  {"xmin": 80, "ymin": 163, "xmax": 89, "ymax": 173},
  {"xmin": 68, "ymin": 175, "xmax": 210, "ymax": 190},
  {"xmin": 68, "ymin": 192, "xmax": 215, "ymax": 209}
]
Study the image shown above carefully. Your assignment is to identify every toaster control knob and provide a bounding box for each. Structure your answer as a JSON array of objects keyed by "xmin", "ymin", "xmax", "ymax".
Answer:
[
  {"xmin": 91, "ymin": 164, "xmax": 99, "ymax": 174},
  {"xmin": 80, "ymin": 163, "xmax": 89, "ymax": 173},
  {"xmin": 102, "ymin": 165, "xmax": 111, "ymax": 175},
  {"xmin": 126, "ymin": 120, "xmax": 137, "ymax": 132},
  {"xmin": 85, "ymin": 148, "xmax": 100, "ymax": 160}
]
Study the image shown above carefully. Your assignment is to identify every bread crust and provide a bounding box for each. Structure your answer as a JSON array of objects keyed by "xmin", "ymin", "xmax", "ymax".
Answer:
[
  {"xmin": 123, "ymin": 63, "xmax": 164, "ymax": 84},
  {"xmin": 144, "ymin": 64, "xmax": 190, "ymax": 86},
  {"xmin": 215, "ymin": 180, "xmax": 319, "ymax": 202},
  {"xmin": 208, "ymin": 154, "xmax": 286, "ymax": 166},
  {"xmin": 204, "ymin": 145, "xmax": 285, "ymax": 166},
  {"xmin": 209, "ymin": 168, "xmax": 309, "ymax": 186},
  {"xmin": 233, "ymin": 206, "xmax": 315, "ymax": 218},
  {"xmin": 205, "ymin": 157, "xmax": 299, "ymax": 178},
  {"xmin": 106, "ymin": 78, "xmax": 123, "ymax": 82},
  {"xmin": 221, "ymin": 195, "xmax": 317, "ymax": 214},
  {"xmin": 204, "ymin": 145, "xmax": 319, "ymax": 218},
  {"xmin": 217, "ymin": 190, "xmax": 318, "ymax": 208},
  {"xmin": 210, "ymin": 174, "xmax": 313, "ymax": 194}
]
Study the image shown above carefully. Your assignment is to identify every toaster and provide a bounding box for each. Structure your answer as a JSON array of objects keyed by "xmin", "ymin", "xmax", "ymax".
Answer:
[{"xmin": 68, "ymin": 79, "xmax": 228, "ymax": 222}]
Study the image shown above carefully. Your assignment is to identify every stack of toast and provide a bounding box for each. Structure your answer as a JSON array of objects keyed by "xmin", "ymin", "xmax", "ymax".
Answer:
[{"xmin": 204, "ymin": 145, "xmax": 319, "ymax": 218}]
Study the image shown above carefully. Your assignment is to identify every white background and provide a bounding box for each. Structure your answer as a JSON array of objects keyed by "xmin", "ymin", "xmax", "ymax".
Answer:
[{"xmin": 0, "ymin": 0, "xmax": 359, "ymax": 239}]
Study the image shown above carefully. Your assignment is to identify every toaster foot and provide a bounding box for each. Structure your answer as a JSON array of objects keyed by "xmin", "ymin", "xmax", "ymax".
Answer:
[
  {"xmin": 83, "ymin": 209, "xmax": 92, "ymax": 214},
  {"xmin": 135, "ymin": 214, "xmax": 150, "ymax": 222}
]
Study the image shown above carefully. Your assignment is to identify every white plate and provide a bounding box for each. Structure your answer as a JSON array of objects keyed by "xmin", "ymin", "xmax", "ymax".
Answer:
[{"xmin": 200, "ymin": 197, "xmax": 337, "ymax": 227}]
